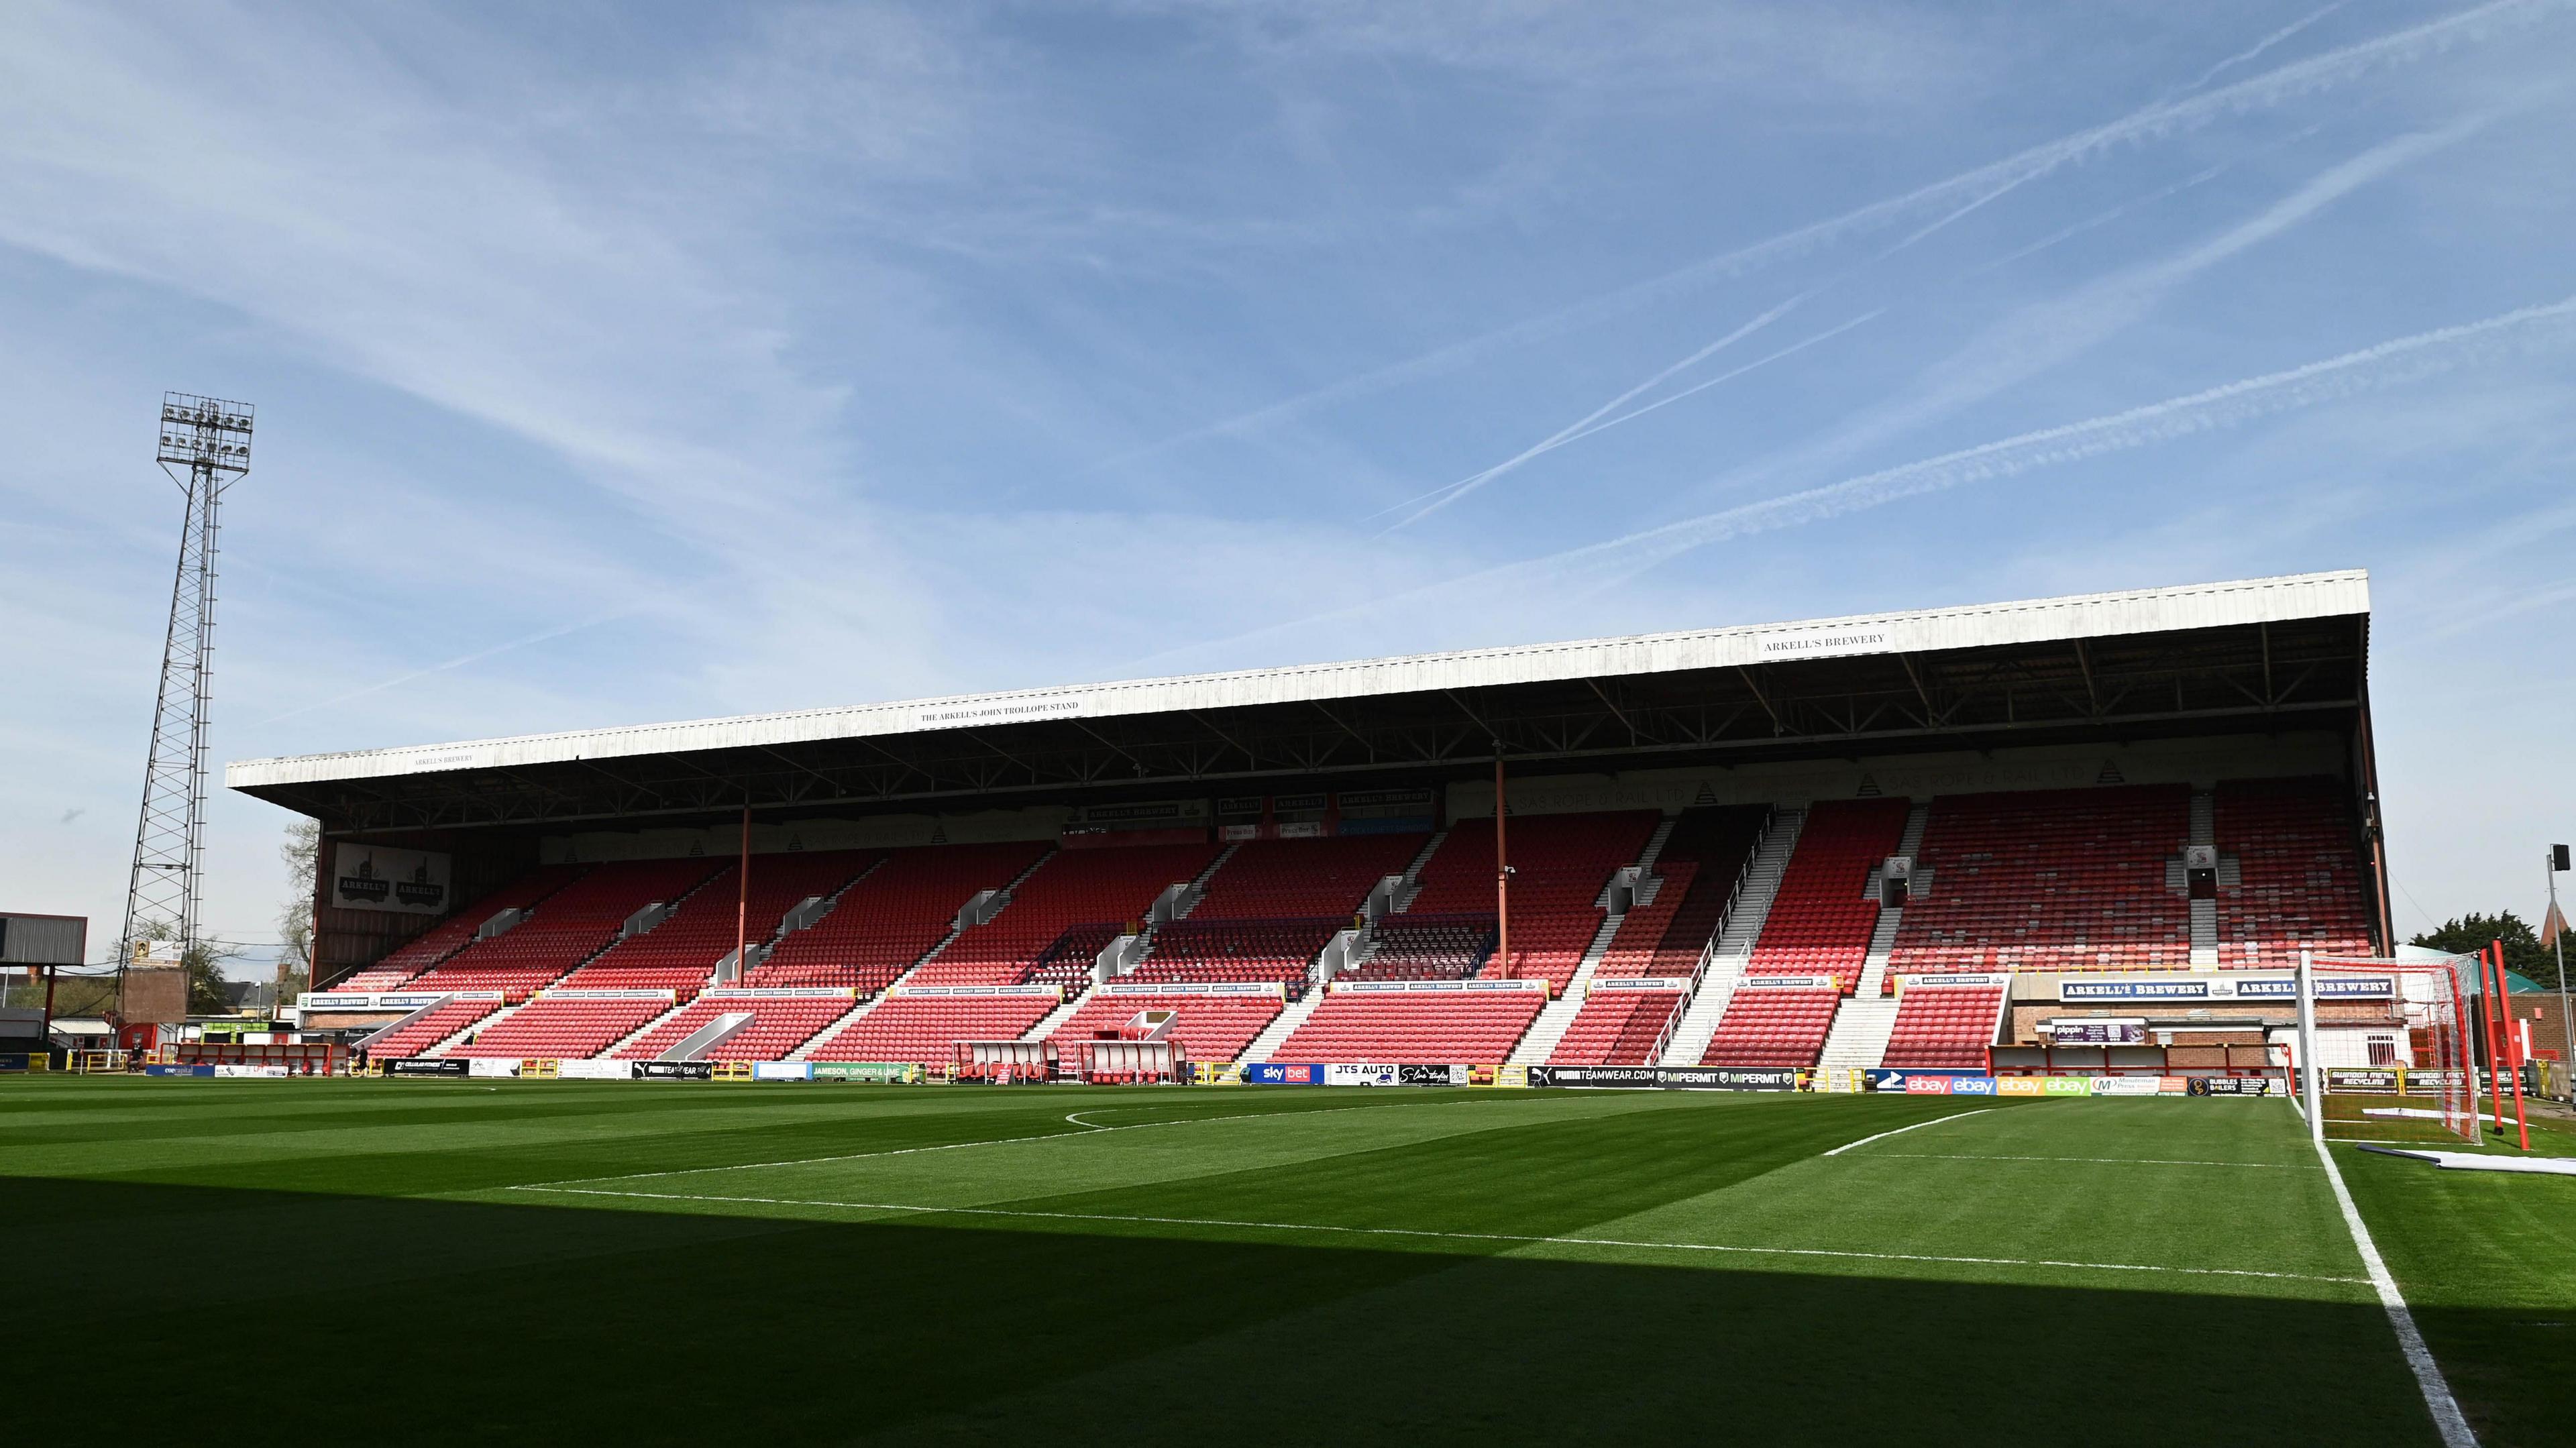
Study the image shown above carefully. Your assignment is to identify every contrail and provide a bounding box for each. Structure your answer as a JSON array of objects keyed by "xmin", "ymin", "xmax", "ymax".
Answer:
[
  {"xmin": 1543, "ymin": 295, "xmax": 2576, "ymax": 586},
  {"xmin": 1506, "ymin": 311, "xmax": 1886, "ymax": 463},
  {"xmin": 1375, "ymin": 294, "xmax": 1807, "ymax": 531},
  {"xmin": 1133, "ymin": 294, "xmax": 2576, "ymax": 670},
  {"xmin": 1081, "ymin": 0, "xmax": 2564, "ymax": 474},
  {"xmin": 258, "ymin": 610, "xmax": 637, "ymax": 725},
  {"xmin": 1718, "ymin": 116, "xmax": 2493, "ymax": 501},
  {"xmin": 2183, "ymin": 3, "xmax": 2351, "ymax": 94}
]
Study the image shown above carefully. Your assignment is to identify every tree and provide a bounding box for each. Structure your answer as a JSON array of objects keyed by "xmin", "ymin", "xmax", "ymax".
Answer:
[
  {"xmin": 2410, "ymin": 912, "xmax": 2563, "ymax": 990},
  {"xmin": 278, "ymin": 819, "xmax": 319, "ymax": 1001},
  {"xmin": 129, "ymin": 917, "xmax": 248, "ymax": 1014}
]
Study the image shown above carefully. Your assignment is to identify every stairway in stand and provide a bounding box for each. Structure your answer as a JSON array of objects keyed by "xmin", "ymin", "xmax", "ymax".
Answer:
[
  {"xmin": 1660, "ymin": 806, "xmax": 1802, "ymax": 1066},
  {"xmin": 1509, "ymin": 909, "xmax": 1625, "ymax": 1066},
  {"xmin": 1816, "ymin": 996, "xmax": 1900, "ymax": 1075},
  {"xmin": 423, "ymin": 999, "xmax": 527, "ymax": 1058},
  {"xmin": 786, "ymin": 997, "xmax": 877, "ymax": 1061},
  {"xmin": 1235, "ymin": 987, "xmax": 1328, "ymax": 1064},
  {"xmin": 1392, "ymin": 830, "xmax": 1448, "ymax": 911},
  {"xmin": 2188, "ymin": 788, "xmax": 2219, "ymax": 966},
  {"xmin": 1022, "ymin": 984, "xmax": 1093, "ymax": 1042}
]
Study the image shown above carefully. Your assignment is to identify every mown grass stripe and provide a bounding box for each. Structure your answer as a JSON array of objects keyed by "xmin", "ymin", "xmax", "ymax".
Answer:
[{"xmin": 507, "ymin": 1182, "xmax": 2370, "ymax": 1285}]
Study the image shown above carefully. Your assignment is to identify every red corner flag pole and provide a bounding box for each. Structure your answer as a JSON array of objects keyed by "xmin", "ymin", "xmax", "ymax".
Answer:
[
  {"xmin": 2483, "ymin": 940, "xmax": 2510, "ymax": 1136},
  {"xmin": 2499, "ymin": 940, "xmax": 2532, "ymax": 1151}
]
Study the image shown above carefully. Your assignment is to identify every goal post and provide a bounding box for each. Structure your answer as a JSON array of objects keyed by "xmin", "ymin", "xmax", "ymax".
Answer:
[{"xmin": 2290, "ymin": 951, "xmax": 2478, "ymax": 1146}]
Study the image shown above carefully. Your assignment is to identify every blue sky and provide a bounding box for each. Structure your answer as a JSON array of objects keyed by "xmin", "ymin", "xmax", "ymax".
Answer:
[{"xmin": 4, "ymin": 1, "xmax": 2573, "ymax": 972}]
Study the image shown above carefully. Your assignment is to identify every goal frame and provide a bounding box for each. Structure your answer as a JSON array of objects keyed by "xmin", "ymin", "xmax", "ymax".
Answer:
[{"xmin": 2292, "ymin": 951, "xmax": 2479, "ymax": 1147}]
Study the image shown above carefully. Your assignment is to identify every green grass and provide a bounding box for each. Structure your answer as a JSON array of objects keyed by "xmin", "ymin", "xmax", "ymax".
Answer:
[{"xmin": 5, "ymin": 1078, "xmax": 2566, "ymax": 1444}]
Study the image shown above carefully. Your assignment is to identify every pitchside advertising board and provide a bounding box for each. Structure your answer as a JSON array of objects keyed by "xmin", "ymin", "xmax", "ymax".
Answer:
[
  {"xmin": 1241, "ymin": 1062, "xmax": 1468, "ymax": 1086},
  {"xmin": 1865, "ymin": 1070, "xmax": 2192, "ymax": 1095},
  {"xmin": 1526, "ymin": 1066, "xmax": 1800, "ymax": 1091},
  {"xmin": 329, "ymin": 844, "xmax": 453, "ymax": 915}
]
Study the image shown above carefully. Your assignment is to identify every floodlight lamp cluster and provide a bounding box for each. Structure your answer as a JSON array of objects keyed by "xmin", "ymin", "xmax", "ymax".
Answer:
[{"xmin": 156, "ymin": 392, "xmax": 255, "ymax": 472}]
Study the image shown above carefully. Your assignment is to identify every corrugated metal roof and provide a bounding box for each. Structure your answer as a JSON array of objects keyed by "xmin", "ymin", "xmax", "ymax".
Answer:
[{"xmin": 227, "ymin": 569, "xmax": 2367, "ymax": 790}]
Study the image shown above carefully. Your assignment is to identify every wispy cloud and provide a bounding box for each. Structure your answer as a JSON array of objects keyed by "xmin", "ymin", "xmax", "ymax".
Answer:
[
  {"xmin": 1686, "ymin": 116, "xmax": 2494, "ymax": 506},
  {"xmin": 1080, "ymin": 0, "xmax": 2564, "ymax": 473},
  {"xmin": 1143, "ymin": 294, "xmax": 2576, "ymax": 667},
  {"xmin": 256, "ymin": 609, "xmax": 642, "ymax": 727},
  {"xmin": 1539, "ymin": 295, "xmax": 2576, "ymax": 588},
  {"xmin": 1375, "ymin": 294, "xmax": 1808, "ymax": 529}
]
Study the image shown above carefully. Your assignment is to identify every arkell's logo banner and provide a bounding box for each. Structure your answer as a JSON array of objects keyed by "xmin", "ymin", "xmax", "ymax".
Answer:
[{"xmin": 331, "ymin": 844, "xmax": 453, "ymax": 917}]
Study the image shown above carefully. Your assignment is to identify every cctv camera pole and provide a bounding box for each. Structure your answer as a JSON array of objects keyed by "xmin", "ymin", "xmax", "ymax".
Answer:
[{"xmin": 2549, "ymin": 844, "xmax": 2571, "ymax": 1099}]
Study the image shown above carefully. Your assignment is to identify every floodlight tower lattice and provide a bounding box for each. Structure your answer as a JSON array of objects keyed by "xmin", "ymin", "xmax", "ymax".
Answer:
[{"xmin": 118, "ymin": 393, "xmax": 254, "ymax": 982}]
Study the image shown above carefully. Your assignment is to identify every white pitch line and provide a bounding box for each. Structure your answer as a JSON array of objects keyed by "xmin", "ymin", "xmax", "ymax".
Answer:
[
  {"xmin": 1874, "ymin": 1152, "xmax": 2317, "ymax": 1170},
  {"xmin": 503, "ymin": 1184, "xmax": 2366, "ymax": 1287},
  {"xmin": 1821, "ymin": 1109, "xmax": 1993, "ymax": 1156},
  {"xmin": 2314, "ymin": 1137, "xmax": 2479, "ymax": 1445}
]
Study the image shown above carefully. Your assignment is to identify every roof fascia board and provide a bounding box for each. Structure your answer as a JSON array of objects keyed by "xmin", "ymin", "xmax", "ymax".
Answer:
[{"xmin": 227, "ymin": 569, "xmax": 2366, "ymax": 791}]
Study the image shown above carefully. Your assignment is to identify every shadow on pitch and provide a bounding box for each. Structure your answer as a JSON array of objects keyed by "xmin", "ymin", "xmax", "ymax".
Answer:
[{"xmin": 5, "ymin": 1174, "xmax": 2520, "ymax": 1447}]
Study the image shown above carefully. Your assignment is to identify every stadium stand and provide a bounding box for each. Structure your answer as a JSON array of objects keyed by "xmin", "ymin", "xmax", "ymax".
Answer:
[
  {"xmin": 445, "ymin": 993, "xmax": 675, "ymax": 1059},
  {"xmin": 1878, "ymin": 977, "xmax": 2009, "ymax": 1070},
  {"xmin": 805, "ymin": 986, "xmax": 1061, "ymax": 1066},
  {"xmin": 1276, "ymin": 981, "xmax": 1547, "ymax": 1063},
  {"xmin": 1699, "ymin": 978, "xmax": 1841, "ymax": 1067},
  {"xmin": 1346, "ymin": 912, "xmax": 1497, "ymax": 982},
  {"xmin": 1745, "ymin": 798, "xmax": 1912, "ymax": 992},
  {"xmin": 1190, "ymin": 834, "xmax": 1423, "ymax": 920},
  {"xmin": 611, "ymin": 991, "xmax": 857, "ymax": 1062},
  {"xmin": 557, "ymin": 850, "xmax": 879, "ymax": 995},
  {"xmin": 1046, "ymin": 987, "xmax": 1285, "ymax": 1064},
  {"xmin": 1890, "ymin": 785, "xmax": 2190, "ymax": 977},
  {"xmin": 362, "ymin": 995, "xmax": 502, "ymax": 1059},
  {"xmin": 746, "ymin": 840, "xmax": 1049, "ymax": 993},
  {"xmin": 404, "ymin": 858, "xmax": 725, "ymax": 1001},
  {"xmin": 1024, "ymin": 922, "xmax": 1128, "ymax": 991},
  {"xmin": 907, "ymin": 840, "xmax": 1221, "ymax": 987},
  {"xmin": 1399, "ymin": 810, "xmax": 1655, "ymax": 990},
  {"xmin": 330, "ymin": 864, "xmax": 589, "ymax": 993},
  {"xmin": 1126, "ymin": 916, "xmax": 1342, "ymax": 991},
  {"xmin": 1546, "ymin": 982, "xmax": 1687, "ymax": 1065},
  {"xmin": 2216, "ymin": 777, "xmax": 2377, "ymax": 966},
  {"xmin": 1595, "ymin": 805, "xmax": 1768, "ymax": 977},
  {"xmin": 1118, "ymin": 833, "xmax": 1424, "ymax": 991}
]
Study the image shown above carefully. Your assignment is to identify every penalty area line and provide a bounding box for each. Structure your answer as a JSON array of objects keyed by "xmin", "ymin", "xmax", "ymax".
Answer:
[
  {"xmin": 503, "ymin": 1184, "xmax": 2367, "ymax": 1287},
  {"xmin": 1823, "ymin": 1109, "xmax": 1993, "ymax": 1156}
]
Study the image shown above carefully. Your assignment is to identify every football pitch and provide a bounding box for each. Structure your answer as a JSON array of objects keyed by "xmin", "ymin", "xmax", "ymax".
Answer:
[{"xmin": 7, "ymin": 1080, "xmax": 2572, "ymax": 1445}]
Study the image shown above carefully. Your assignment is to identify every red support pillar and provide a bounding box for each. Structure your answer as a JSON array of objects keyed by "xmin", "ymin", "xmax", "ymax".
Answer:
[
  {"xmin": 736, "ymin": 803, "xmax": 752, "ymax": 985},
  {"xmin": 1493, "ymin": 753, "xmax": 1511, "ymax": 980}
]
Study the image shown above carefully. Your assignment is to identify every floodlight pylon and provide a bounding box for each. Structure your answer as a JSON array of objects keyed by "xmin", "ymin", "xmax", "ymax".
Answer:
[{"xmin": 118, "ymin": 392, "xmax": 254, "ymax": 985}]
